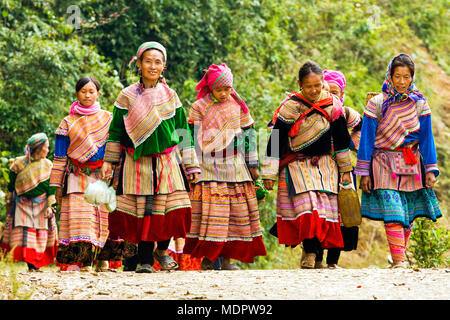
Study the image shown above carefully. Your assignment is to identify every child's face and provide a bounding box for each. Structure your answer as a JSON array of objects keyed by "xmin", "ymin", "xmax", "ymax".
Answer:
[
  {"xmin": 328, "ymin": 82, "xmax": 343, "ymax": 100},
  {"xmin": 76, "ymin": 81, "xmax": 100, "ymax": 107},
  {"xmin": 212, "ymin": 86, "xmax": 232, "ymax": 103}
]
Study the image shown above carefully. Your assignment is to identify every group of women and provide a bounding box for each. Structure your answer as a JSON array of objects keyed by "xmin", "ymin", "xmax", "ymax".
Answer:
[{"xmin": 1, "ymin": 41, "xmax": 442, "ymax": 272}]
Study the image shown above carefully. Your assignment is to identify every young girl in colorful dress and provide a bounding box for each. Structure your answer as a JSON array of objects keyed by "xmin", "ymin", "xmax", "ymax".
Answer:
[
  {"xmin": 101, "ymin": 41, "xmax": 201, "ymax": 273},
  {"xmin": 182, "ymin": 63, "xmax": 267, "ymax": 270},
  {"xmin": 355, "ymin": 53, "xmax": 442, "ymax": 268},
  {"xmin": 2, "ymin": 133, "xmax": 58, "ymax": 271},
  {"xmin": 50, "ymin": 76, "xmax": 119, "ymax": 272},
  {"xmin": 262, "ymin": 61, "xmax": 353, "ymax": 269}
]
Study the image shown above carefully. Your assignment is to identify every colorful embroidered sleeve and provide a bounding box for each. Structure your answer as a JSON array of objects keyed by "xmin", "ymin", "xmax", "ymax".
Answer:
[
  {"xmin": 418, "ymin": 108, "xmax": 439, "ymax": 177},
  {"xmin": 355, "ymin": 114, "xmax": 377, "ymax": 176},
  {"xmin": 49, "ymin": 156, "xmax": 68, "ymax": 188},
  {"xmin": 331, "ymin": 115, "xmax": 353, "ymax": 172},
  {"xmin": 104, "ymin": 107, "xmax": 126, "ymax": 163}
]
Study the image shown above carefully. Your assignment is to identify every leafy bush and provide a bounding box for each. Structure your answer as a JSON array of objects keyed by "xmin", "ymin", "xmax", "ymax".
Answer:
[{"xmin": 408, "ymin": 219, "xmax": 450, "ymax": 268}]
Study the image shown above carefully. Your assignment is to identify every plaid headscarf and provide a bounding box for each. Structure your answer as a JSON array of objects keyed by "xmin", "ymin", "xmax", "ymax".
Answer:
[
  {"xmin": 195, "ymin": 63, "xmax": 249, "ymax": 113},
  {"xmin": 24, "ymin": 132, "xmax": 48, "ymax": 164},
  {"xmin": 128, "ymin": 41, "xmax": 167, "ymax": 66},
  {"xmin": 381, "ymin": 53, "xmax": 425, "ymax": 112}
]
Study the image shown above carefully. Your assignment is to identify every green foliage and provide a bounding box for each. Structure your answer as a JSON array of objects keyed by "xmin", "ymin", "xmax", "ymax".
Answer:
[{"xmin": 408, "ymin": 219, "xmax": 450, "ymax": 268}]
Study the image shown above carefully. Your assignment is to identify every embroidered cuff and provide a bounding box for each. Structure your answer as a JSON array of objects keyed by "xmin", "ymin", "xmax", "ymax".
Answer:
[
  {"xmin": 424, "ymin": 164, "xmax": 440, "ymax": 177},
  {"xmin": 182, "ymin": 147, "xmax": 200, "ymax": 171},
  {"xmin": 49, "ymin": 156, "xmax": 68, "ymax": 187},
  {"xmin": 354, "ymin": 159, "xmax": 371, "ymax": 176},
  {"xmin": 104, "ymin": 141, "xmax": 122, "ymax": 163},
  {"xmin": 261, "ymin": 156, "xmax": 279, "ymax": 180},
  {"xmin": 335, "ymin": 148, "xmax": 353, "ymax": 173},
  {"xmin": 246, "ymin": 150, "xmax": 259, "ymax": 167}
]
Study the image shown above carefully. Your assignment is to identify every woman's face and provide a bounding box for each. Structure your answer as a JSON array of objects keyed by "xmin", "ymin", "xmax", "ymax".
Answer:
[
  {"xmin": 328, "ymin": 82, "xmax": 343, "ymax": 100},
  {"xmin": 212, "ymin": 86, "xmax": 232, "ymax": 103},
  {"xmin": 138, "ymin": 49, "xmax": 166, "ymax": 85},
  {"xmin": 76, "ymin": 81, "xmax": 100, "ymax": 107},
  {"xmin": 391, "ymin": 66, "xmax": 413, "ymax": 94},
  {"xmin": 33, "ymin": 140, "xmax": 49, "ymax": 160},
  {"xmin": 299, "ymin": 73, "xmax": 323, "ymax": 102}
]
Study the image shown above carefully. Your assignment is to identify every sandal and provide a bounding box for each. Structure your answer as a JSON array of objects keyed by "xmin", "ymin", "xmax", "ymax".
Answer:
[
  {"xmin": 301, "ymin": 253, "xmax": 316, "ymax": 269},
  {"xmin": 136, "ymin": 264, "xmax": 157, "ymax": 273},
  {"xmin": 153, "ymin": 251, "xmax": 179, "ymax": 270}
]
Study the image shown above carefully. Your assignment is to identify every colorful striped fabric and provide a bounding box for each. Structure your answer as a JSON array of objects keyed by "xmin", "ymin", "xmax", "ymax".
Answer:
[
  {"xmin": 58, "ymin": 193, "xmax": 109, "ymax": 248},
  {"xmin": 55, "ymin": 110, "xmax": 112, "ymax": 163},
  {"xmin": 10, "ymin": 157, "xmax": 52, "ymax": 195},
  {"xmin": 13, "ymin": 193, "xmax": 49, "ymax": 230},
  {"xmin": 114, "ymin": 82, "xmax": 182, "ymax": 148},
  {"xmin": 188, "ymin": 93, "xmax": 254, "ymax": 155},
  {"xmin": 120, "ymin": 148, "xmax": 187, "ymax": 195},
  {"xmin": 1, "ymin": 213, "xmax": 58, "ymax": 268},
  {"xmin": 275, "ymin": 168, "xmax": 343, "ymax": 248},
  {"xmin": 364, "ymin": 94, "xmax": 427, "ymax": 150},
  {"xmin": 285, "ymin": 154, "xmax": 339, "ymax": 194},
  {"xmin": 49, "ymin": 156, "xmax": 67, "ymax": 188},
  {"xmin": 187, "ymin": 181, "xmax": 262, "ymax": 241},
  {"xmin": 384, "ymin": 223, "xmax": 412, "ymax": 264},
  {"xmin": 371, "ymin": 149, "xmax": 423, "ymax": 192}
]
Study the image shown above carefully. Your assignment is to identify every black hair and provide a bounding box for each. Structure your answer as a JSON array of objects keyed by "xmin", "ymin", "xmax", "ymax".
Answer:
[
  {"xmin": 390, "ymin": 54, "xmax": 415, "ymax": 78},
  {"xmin": 75, "ymin": 76, "xmax": 101, "ymax": 92},
  {"xmin": 298, "ymin": 60, "xmax": 323, "ymax": 82}
]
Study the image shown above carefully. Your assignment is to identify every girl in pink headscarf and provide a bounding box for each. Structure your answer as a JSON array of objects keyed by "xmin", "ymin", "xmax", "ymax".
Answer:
[{"xmin": 183, "ymin": 63, "xmax": 267, "ymax": 270}]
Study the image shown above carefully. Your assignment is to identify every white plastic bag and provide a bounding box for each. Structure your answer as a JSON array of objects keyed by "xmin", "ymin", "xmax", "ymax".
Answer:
[{"xmin": 84, "ymin": 180, "xmax": 116, "ymax": 212}]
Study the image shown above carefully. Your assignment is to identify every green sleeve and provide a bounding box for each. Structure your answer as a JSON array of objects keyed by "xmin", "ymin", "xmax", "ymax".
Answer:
[{"xmin": 108, "ymin": 107, "xmax": 127, "ymax": 143}]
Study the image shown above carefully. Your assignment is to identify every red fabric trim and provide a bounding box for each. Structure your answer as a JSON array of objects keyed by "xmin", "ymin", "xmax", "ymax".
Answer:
[
  {"xmin": 276, "ymin": 210, "xmax": 344, "ymax": 248},
  {"xmin": 70, "ymin": 158, "xmax": 104, "ymax": 170},
  {"xmin": 183, "ymin": 235, "xmax": 267, "ymax": 263},
  {"xmin": 108, "ymin": 261, "xmax": 122, "ymax": 269},
  {"xmin": 108, "ymin": 207, "xmax": 192, "ymax": 244},
  {"xmin": 1, "ymin": 243, "xmax": 57, "ymax": 269}
]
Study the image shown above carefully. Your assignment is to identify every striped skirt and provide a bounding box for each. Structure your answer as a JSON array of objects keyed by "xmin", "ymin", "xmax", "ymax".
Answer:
[
  {"xmin": 58, "ymin": 193, "xmax": 109, "ymax": 248},
  {"xmin": 1, "ymin": 211, "xmax": 58, "ymax": 268},
  {"xmin": 275, "ymin": 168, "xmax": 343, "ymax": 248},
  {"xmin": 183, "ymin": 181, "xmax": 267, "ymax": 263}
]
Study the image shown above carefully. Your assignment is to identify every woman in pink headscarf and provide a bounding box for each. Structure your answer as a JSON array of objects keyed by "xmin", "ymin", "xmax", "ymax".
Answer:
[{"xmin": 183, "ymin": 63, "xmax": 267, "ymax": 270}]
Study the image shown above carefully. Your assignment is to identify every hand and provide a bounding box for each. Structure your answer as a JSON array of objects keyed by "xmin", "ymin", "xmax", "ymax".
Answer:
[
  {"xmin": 263, "ymin": 179, "xmax": 275, "ymax": 191},
  {"xmin": 44, "ymin": 207, "xmax": 53, "ymax": 218},
  {"xmin": 425, "ymin": 172, "xmax": 436, "ymax": 189},
  {"xmin": 55, "ymin": 187, "xmax": 62, "ymax": 206},
  {"xmin": 249, "ymin": 167, "xmax": 259, "ymax": 181},
  {"xmin": 187, "ymin": 172, "xmax": 200, "ymax": 184},
  {"xmin": 360, "ymin": 176, "xmax": 372, "ymax": 194},
  {"xmin": 340, "ymin": 172, "xmax": 352, "ymax": 185},
  {"xmin": 101, "ymin": 161, "xmax": 113, "ymax": 181}
]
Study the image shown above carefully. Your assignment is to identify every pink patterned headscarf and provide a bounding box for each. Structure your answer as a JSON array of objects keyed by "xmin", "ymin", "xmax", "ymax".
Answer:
[
  {"xmin": 196, "ymin": 63, "xmax": 249, "ymax": 113},
  {"xmin": 323, "ymin": 69, "xmax": 346, "ymax": 102}
]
